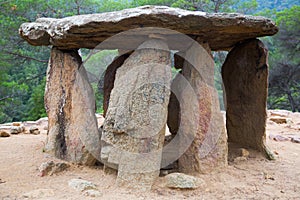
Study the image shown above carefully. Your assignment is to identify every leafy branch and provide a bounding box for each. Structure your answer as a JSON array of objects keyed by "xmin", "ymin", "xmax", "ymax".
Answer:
[{"xmin": 3, "ymin": 51, "xmax": 48, "ymax": 63}]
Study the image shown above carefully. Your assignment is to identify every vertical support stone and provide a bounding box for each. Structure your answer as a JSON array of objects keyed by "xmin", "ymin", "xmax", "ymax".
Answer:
[
  {"xmin": 101, "ymin": 39, "xmax": 172, "ymax": 191},
  {"xmin": 44, "ymin": 47, "xmax": 100, "ymax": 165},
  {"xmin": 167, "ymin": 71, "xmax": 182, "ymax": 135},
  {"xmin": 103, "ymin": 52, "xmax": 131, "ymax": 117},
  {"xmin": 166, "ymin": 51, "xmax": 185, "ymax": 135},
  {"xmin": 222, "ymin": 39, "xmax": 274, "ymax": 159},
  {"xmin": 177, "ymin": 41, "xmax": 228, "ymax": 173}
]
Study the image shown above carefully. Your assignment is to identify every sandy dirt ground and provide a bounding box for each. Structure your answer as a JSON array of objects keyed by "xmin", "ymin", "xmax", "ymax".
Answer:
[{"xmin": 0, "ymin": 110, "xmax": 299, "ymax": 200}]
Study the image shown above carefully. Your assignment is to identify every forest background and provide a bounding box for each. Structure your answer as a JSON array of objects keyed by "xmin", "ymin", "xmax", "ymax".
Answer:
[{"xmin": 0, "ymin": 0, "xmax": 299, "ymax": 123}]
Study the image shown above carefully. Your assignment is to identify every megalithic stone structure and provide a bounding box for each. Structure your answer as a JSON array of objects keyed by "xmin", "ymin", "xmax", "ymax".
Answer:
[
  {"xmin": 19, "ymin": 5, "xmax": 278, "ymax": 191},
  {"xmin": 103, "ymin": 52, "xmax": 132, "ymax": 117},
  {"xmin": 101, "ymin": 38, "xmax": 172, "ymax": 190},
  {"xmin": 176, "ymin": 42, "xmax": 228, "ymax": 173},
  {"xmin": 222, "ymin": 39, "xmax": 274, "ymax": 160},
  {"xmin": 44, "ymin": 47, "xmax": 101, "ymax": 165}
]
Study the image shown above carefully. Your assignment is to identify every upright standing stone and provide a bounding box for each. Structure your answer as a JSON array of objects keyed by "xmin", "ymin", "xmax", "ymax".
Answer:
[
  {"xmin": 222, "ymin": 39, "xmax": 273, "ymax": 159},
  {"xmin": 44, "ymin": 47, "xmax": 100, "ymax": 165},
  {"xmin": 103, "ymin": 52, "xmax": 131, "ymax": 117},
  {"xmin": 101, "ymin": 39, "xmax": 172, "ymax": 190},
  {"xmin": 167, "ymin": 52, "xmax": 186, "ymax": 136},
  {"xmin": 167, "ymin": 71, "xmax": 182, "ymax": 135},
  {"xmin": 177, "ymin": 41, "xmax": 228, "ymax": 173}
]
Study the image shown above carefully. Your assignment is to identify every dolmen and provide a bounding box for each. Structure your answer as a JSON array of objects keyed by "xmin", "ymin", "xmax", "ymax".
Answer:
[{"xmin": 19, "ymin": 5, "xmax": 278, "ymax": 191}]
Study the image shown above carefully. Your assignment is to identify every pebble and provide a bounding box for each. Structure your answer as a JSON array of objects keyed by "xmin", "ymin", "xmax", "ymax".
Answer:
[
  {"xmin": 269, "ymin": 134, "xmax": 290, "ymax": 142},
  {"xmin": 68, "ymin": 178, "xmax": 98, "ymax": 192},
  {"xmin": 0, "ymin": 131, "xmax": 10, "ymax": 137},
  {"xmin": 269, "ymin": 116, "xmax": 293, "ymax": 124},
  {"xmin": 10, "ymin": 126, "xmax": 22, "ymax": 134},
  {"xmin": 39, "ymin": 161, "xmax": 70, "ymax": 176},
  {"xmin": 83, "ymin": 189, "xmax": 103, "ymax": 197},
  {"xmin": 239, "ymin": 148, "xmax": 250, "ymax": 157},
  {"xmin": 164, "ymin": 173, "xmax": 205, "ymax": 189},
  {"xmin": 29, "ymin": 126, "xmax": 40, "ymax": 135},
  {"xmin": 12, "ymin": 122, "xmax": 21, "ymax": 126},
  {"xmin": 291, "ymin": 137, "xmax": 300, "ymax": 143}
]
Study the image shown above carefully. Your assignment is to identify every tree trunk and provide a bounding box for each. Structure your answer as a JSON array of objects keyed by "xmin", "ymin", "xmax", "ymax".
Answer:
[{"xmin": 286, "ymin": 89, "xmax": 296, "ymax": 112}]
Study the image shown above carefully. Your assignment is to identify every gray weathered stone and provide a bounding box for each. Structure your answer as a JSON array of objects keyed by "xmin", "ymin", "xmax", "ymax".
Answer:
[
  {"xmin": 291, "ymin": 137, "xmax": 300, "ymax": 144},
  {"xmin": 101, "ymin": 38, "xmax": 172, "ymax": 191},
  {"xmin": 44, "ymin": 47, "xmax": 100, "ymax": 165},
  {"xmin": 222, "ymin": 39, "xmax": 274, "ymax": 160},
  {"xmin": 10, "ymin": 126, "xmax": 22, "ymax": 134},
  {"xmin": 177, "ymin": 41, "xmax": 228, "ymax": 173},
  {"xmin": 269, "ymin": 134, "xmax": 289, "ymax": 142},
  {"xmin": 164, "ymin": 173, "xmax": 205, "ymax": 189},
  {"xmin": 39, "ymin": 161, "xmax": 70, "ymax": 176},
  {"xmin": 19, "ymin": 6, "xmax": 277, "ymax": 51},
  {"xmin": 68, "ymin": 179, "xmax": 98, "ymax": 192},
  {"xmin": 39, "ymin": 161, "xmax": 55, "ymax": 177},
  {"xmin": 103, "ymin": 52, "xmax": 131, "ymax": 117},
  {"xmin": 83, "ymin": 189, "xmax": 103, "ymax": 197},
  {"xmin": 29, "ymin": 126, "xmax": 40, "ymax": 135}
]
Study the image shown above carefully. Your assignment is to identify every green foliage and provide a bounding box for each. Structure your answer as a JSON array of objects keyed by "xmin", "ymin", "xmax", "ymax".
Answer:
[
  {"xmin": 131, "ymin": 0, "xmax": 238, "ymax": 12},
  {"xmin": 0, "ymin": 0, "xmax": 133, "ymax": 122},
  {"xmin": 234, "ymin": 0, "xmax": 258, "ymax": 14},
  {"xmin": 266, "ymin": 6, "xmax": 300, "ymax": 111},
  {"xmin": 83, "ymin": 50, "xmax": 118, "ymax": 114},
  {"xmin": 276, "ymin": 5, "xmax": 300, "ymax": 61},
  {"xmin": 83, "ymin": 50, "xmax": 118, "ymax": 79},
  {"xmin": 213, "ymin": 51, "xmax": 227, "ymax": 110},
  {"xmin": 256, "ymin": 0, "xmax": 299, "ymax": 11},
  {"xmin": 131, "ymin": 0, "xmax": 175, "ymax": 7},
  {"xmin": 26, "ymin": 77, "xmax": 47, "ymax": 120}
]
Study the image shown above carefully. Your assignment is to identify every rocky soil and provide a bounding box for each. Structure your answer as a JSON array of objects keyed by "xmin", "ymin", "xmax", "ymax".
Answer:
[{"xmin": 0, "ymin": 110, "xmax": 299, "ymax": 200}]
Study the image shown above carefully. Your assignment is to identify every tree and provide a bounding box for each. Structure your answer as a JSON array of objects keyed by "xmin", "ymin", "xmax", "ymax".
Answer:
[
  {"xmin": 0, "ymin": 0, "xmax": 131, "ymax": 123},
  {"xmin": 276, "ymin": 5, "xmax": 300, "ymax": 61},
  {"xmin": 267, "ymin": 6, "xmax": 300, "ymax": 111},
  {"xmin": 131, "ymin": 0, "xmax": 237, "ymax": 12},
  {"xmin": 269, "ymin": 63, "xmax": 300, "ymax": 111},
  {"xmin": 235, "ymin": 0, "xmax": 258, "ymax": 14}
]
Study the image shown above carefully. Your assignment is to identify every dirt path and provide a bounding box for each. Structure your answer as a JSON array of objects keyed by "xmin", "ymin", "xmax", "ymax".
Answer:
[{"xmin": 0, "ymin": 111, "xmax": 299, "ymax": 199}]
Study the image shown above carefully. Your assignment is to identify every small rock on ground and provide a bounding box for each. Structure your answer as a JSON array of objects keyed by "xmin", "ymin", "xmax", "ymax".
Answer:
[
  {"xmin": 269, "ymin": 116, "xmax": 293, "ymax": 124},
  {"xmin": 0, "ymin": 131, "xmax": 10, "ymax": 137},
  {"xmin": 164, "ymin": 173, "xmax": 205, "ymax": 189},
  {"xmin": 12, "ymin": 122, "xmax": 21, "ymax": 126},
  {"xmin": 29, "ymin": 126, "xmax": 40, "ymax": 135},
  {"xmin": 68, "ymin": 178, "xmax": 98, "ymax": 192},
  {"xmin": 83, "ymin": 189, "xmax": 103, "ymax": 197},
  {"xmin": 39, "ymin": 161, "xmax": 70, "ymax": 176},
  {"xmin": 10, "ymin": 126, "xmax": 23, "ymax": 134},
  {"xmin": 269, "ymin": 134, "xmax": 290, "ymax": 142},
  {"xmin": 291, "ymin": 137, "xmax": 300, "ymax": 143},
  {"xmin": 238, "ymin": 148, "xmax": 250, "ymax": 157}
]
